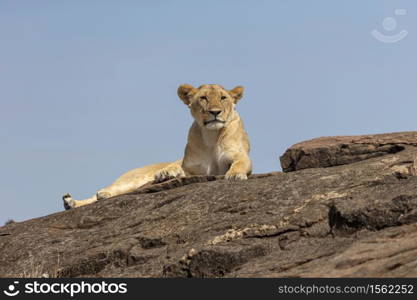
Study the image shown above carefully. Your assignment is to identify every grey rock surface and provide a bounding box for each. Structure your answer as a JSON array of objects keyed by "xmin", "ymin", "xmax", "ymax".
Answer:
[{"xmin": 1, "ymin": 131, "xmax": 417, "ymax": 277}]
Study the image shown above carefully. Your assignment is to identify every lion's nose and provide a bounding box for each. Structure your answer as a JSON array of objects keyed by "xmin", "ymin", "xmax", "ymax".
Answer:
[{"xmin": 208, "ymin": 110, "xmax": 222, "ymax": 117}]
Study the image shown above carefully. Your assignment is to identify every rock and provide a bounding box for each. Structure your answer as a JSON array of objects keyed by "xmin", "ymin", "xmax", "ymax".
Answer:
[
  {"xmin": 280, "ymin": 131, "xmax": 417, "ymax": 172},
  {"xmin": 1, "ymin": 131, "xmax": 417, "ymax": 278}
]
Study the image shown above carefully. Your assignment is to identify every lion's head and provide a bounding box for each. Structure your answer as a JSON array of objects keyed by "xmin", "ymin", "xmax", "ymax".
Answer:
[{"xmin": 177, "ymin": 84, "xmax": 244, "ymax": 130}]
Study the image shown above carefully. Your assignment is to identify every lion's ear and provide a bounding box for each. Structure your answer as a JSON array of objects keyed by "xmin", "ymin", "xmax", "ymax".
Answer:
[
  {"xmin": 229, "ymin": 86, "xmax": 244, "ymax": 103},
  {"xmin": 178, "ymin": 84, "xmax": 196, "ymax": 105}
]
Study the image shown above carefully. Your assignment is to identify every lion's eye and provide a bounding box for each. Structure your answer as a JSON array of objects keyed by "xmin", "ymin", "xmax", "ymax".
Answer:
[
  {"xmin": 221, "ymin": 96, "xmax": 227, "ymax": 100},
  {"xmin": 200, "ymin": 96, "xmax": 207, "ymax": 100}
]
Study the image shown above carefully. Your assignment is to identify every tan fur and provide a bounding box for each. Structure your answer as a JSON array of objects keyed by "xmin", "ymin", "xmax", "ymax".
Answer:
[{"xmin": 63, "ymin": 84, "xmax": 251, "ymax": 209}]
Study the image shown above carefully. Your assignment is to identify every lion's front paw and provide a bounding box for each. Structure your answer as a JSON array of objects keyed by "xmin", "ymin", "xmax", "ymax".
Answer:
[
  {"xmin": 63, "ymin": 193, "xmax": 75, "ymax": 210},
  {"xmin": 225, "ymin": 172, "xmax": 248, "ymax": 181},
  {"xmin": 154, "ymin": 167, "xmax": 185, "ymax": 183}
]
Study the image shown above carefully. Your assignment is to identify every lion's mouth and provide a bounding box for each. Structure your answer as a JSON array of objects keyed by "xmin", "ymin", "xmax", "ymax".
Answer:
[{"xmin": 204, "ymin": 119, "xmax": 225, "ymax": 125}]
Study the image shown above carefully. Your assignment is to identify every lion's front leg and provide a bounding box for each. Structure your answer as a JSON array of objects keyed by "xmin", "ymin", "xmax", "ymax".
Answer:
[
  {"xmin": 225, "ymin": 153, "xmax": 252, "ymax": 180},
  {"xmin": 154, "ymin": 160, "xmax": 186, "ymax": 183}
]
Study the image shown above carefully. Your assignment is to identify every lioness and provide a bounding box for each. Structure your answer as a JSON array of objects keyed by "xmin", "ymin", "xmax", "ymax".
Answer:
[{"xmin": 63, "ymin": 84, "xmax": 252, "ymax": 209}]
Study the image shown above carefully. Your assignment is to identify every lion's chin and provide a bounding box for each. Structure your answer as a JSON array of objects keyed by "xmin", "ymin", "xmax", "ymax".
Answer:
[{"xmin": 204, "ymin": 120, "xmax": 225, "ymax": 130}]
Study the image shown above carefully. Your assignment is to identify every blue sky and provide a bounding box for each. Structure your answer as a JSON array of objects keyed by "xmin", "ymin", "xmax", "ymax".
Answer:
[{"xmin": 1, "ymin": 0, "xmax": 416, "ymax": 225}]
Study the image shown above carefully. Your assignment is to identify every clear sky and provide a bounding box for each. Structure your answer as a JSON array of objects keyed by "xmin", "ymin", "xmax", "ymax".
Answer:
[{"xmin": 1, "ymin": 0, "xmax": 416, "ymax": 225}]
